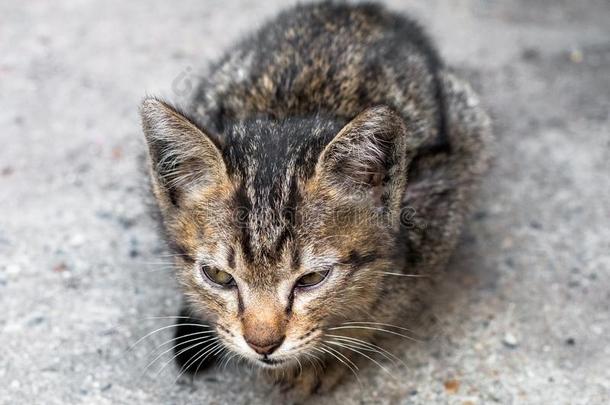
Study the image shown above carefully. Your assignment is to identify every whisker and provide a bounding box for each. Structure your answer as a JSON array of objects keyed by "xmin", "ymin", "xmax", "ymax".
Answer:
[
  {"xmin": 142, "ymin": 316, "xmax": 213, "ymax": 322},
  {"xmin": 340, "ymin": 321, "xmax": 418, "ymax": 334},
  {"xmin": 179, "ymin": 343, "xmax": 225, "ymax": 382},
  {"xmin": 302, "ymin": 355, "xmax": 316, "ymax": 376},
  {"xmin": 133, "ymin": 264, "xmax": 181, "ymax": 273},
  {"xmin": 326, "ymin": 334, "xmax": 405, "ymax": 368},
  {"xmin": 333, "ymin": 339, "xmax": 391, "ymax": 363},
  {"xmin": 373, "ymin": 271, "xmax": 429, "ymax": 278},
  {"xmin": 327, "ymin": 340, "xmax": 394, "ymax": 379},
  {"xmin": 321, "ymin": 344, "xmax": 359, "ymax": 372},
  {"xmin": 312, "ymin": 347, "xmax": 339, "ymax": 370},
  {"xmin": 152, "ymin": 330, "xmax": 216, "ymax": 352},
  {"xmin": 320, "ymin": 344, "xmax": 364, "ymax": 389},
  {"xmin": 302, "ymin": 351, "xmax": 323, "ymax": 375},
  {"xmin": 220, "ymin": 351, "xmax": 239, "ymax": 371},
  {"xmin": 156, "ymin": 253, "xmax": 192, "ymax": 258},
  {"xmin": 155, "ymin": 338, "xmax": 216, "ymax": 378},
  {"xmin": 168, "ymin": 340, "xmax": 220, "ymax": 381},
  {"xmin": 134, "ymin": 261, "xmax": 181, "ymax": 265},
  {"xmin": 328, "ymin": 326, "xmax": 421, "ymax": 342},
  {"xmin": 218, "ymin": 351, "xmax": 230, "ymax": 371},
  {"xmin": 137, "ymin": 267, "xmax": 177, "ymax": 274},
  {"xmin": 142, "ymin": 335, "xmax": 217, "ymax": 377},
  {"xmin": 128, "ymin": 323, "xmax": 212, "ymax": 351},
  {"xmin": 193, "ymin": 343, "xmax": 225, "ymax": 377},
  {"xmin": 293, "ymin": 354, "xmax": 304, "ymax": 377},
  {"xmin": 315, "ymin": 345, "xmax": 360, "ymax": 385}
]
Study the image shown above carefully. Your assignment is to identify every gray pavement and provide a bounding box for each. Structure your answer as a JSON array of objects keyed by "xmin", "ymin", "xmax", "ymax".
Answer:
[{"xmin": 1, "ymin": 1, "xmax": 609, "ymax": 404}]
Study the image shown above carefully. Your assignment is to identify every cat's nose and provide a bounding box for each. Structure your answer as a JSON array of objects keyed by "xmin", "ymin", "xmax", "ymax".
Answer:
[{"xmin": 245, "ymin": 336, "xmax": 285, "ymax": 355}]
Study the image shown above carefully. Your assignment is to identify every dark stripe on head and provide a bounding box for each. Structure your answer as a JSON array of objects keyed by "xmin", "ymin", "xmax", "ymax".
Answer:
[
  {"xmin": 286, "ymin": 288, "xmax": 294, "ymax": 316},
  {"xmin": 291, "ymin": 247, "xmax": 301, "ymax": 270},
  {"xmin": 341, "ymin": 250, "xmax": 378, "ymax": 270},
  {"xmin": 168, "ymin": 241, "xmax": 195, "ymax": 264},
  {"xmin": 227, "ymin": 246, "xmax": 235, "ymax": 269},
  {"xmin": 237, "ymin": 289, "xmax": 245, "ymax": 316},
  {"xmin": 273, "ymin": 227, "xmax": 291, "ymax": 259},
  {"xmin": 233, "ymin": 185, "xmax": 254, "ymax": 264},
  {"xmin": 273, "ymin": 173, "xmax": 301, "ymax": 257}
]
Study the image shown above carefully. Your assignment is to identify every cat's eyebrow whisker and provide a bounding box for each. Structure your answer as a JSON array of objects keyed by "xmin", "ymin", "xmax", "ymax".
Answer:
[
  {"xmin": 134, "ymin": 261, "xmax": 180, "ymax": 265},
  {"xmin": 128, "ymin": 323, "xmax": 213, "ymax": 351},
  {"xmin": 373, "ymin": 271, "xmax": 429, "ymax": 278},
  {"xmin": 130, "ymin": 260, "xmax": 183, "ymax": 268},
  {"xmin": 327, "ymin": 340, "xmax": 395, "ymax": 380},
  {"xmin": 155, "ymin": 253, "xmax": 192, "ymax": 258},
  {"xmin": 327, "ymin": 325, "xmax": 421, "ymax": 342},
  {"xmin": 136, "ymin": 263, "xmax": 179, "ymax": 268},
  {"xmin": 134, "ymin": 265, "xmax": 181, "ymax": 273},
  {"xmin": 141, "ymin": 316, "xmax": 213, "ymax": 323}
]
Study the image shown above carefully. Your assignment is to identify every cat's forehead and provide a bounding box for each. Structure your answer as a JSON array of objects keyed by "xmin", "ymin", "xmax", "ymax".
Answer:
[{"xmin": 219, "ymin": 117, "xmax": 340, "ymax": 264}]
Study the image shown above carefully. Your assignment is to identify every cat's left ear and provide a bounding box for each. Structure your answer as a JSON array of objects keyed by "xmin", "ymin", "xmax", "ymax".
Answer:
[
  {"xmin": 315, "ymin": 106, "xmax": 412, "ymax": 219},
  {"xmin": 140, "ymin": 98, "xmax": 227, "ymax": 209}
]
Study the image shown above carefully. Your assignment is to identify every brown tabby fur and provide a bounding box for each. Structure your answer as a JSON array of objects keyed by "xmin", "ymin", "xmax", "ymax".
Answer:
[{"xmin": 140, "ymin": 1, "xmax": 491, "ymax": 400}]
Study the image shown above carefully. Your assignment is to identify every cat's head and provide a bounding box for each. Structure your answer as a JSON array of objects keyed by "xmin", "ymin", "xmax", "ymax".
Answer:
[{"xmin": 140, "ymin": 98, "xmax": 411, "ymax": 368}]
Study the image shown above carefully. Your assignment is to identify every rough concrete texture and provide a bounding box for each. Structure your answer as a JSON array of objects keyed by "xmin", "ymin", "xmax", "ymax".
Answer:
[{"xmin": 1, "ymin": 0, "xmax": 609, "ymax": 404}]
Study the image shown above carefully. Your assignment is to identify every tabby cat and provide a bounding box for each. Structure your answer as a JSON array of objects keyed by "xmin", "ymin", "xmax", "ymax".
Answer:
[{"xmin": 140, "ymin": 1, "xmax": 490, "ymax": 398}]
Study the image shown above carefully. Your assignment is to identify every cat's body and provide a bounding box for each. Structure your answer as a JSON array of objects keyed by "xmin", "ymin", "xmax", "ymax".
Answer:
[
  {"xmin": 191, "ymin": 1, "xmax": 447, "ymax": 152},
  {"xmin": 140, "ymin": 1, "xmax": 491, "ymax": 399}
]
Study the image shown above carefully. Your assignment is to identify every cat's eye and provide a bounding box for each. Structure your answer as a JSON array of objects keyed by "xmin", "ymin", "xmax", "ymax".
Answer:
[
  {"xmin": 201, "ymin": 265, "xmax": 235, "ymax": 287},
  {"xmin": 295, "ymin": 269, "xmax": 330, "ymax": 288}
]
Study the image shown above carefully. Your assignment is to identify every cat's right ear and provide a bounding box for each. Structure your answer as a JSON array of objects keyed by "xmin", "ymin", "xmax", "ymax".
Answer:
[{"xmin": 140, "ymin": 98, "xmax": 227, "ymax": 208}]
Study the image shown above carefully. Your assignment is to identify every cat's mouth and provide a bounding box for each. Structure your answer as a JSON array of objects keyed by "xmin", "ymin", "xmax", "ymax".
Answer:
[{"xmin": 259, "ymin": 356, "xmax": 286, "ymax": 366}]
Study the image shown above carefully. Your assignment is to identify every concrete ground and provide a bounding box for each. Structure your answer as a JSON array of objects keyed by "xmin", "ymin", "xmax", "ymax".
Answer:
[{"xmin": 1, "ymin": 0, "xmax": 609, "ymax": 404}]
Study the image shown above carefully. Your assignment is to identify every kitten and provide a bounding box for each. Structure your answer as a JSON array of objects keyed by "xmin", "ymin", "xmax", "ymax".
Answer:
[{"xmin": 140, "ymin": 1, "xmax": 491, "ymax": 398}]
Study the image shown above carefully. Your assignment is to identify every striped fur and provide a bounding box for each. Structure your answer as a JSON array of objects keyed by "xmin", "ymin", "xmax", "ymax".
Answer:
[{"xmin": 140, "ymin": 1, "xmax": 491, "ymax": 398}]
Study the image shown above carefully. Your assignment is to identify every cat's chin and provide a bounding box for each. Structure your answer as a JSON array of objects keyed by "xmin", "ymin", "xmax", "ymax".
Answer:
[{"xmin": 252, "ymin": 356, "xmax": 293, "ymax": 370}]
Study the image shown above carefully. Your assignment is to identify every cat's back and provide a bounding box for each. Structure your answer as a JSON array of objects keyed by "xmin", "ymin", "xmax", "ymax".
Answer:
[{"xmin": 192, "ymin": 1, "xmax": 444, "ymax": 144}]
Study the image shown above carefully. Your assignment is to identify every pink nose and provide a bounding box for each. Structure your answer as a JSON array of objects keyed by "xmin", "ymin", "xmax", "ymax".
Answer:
[{"xmin": 245, "ymin": 336, "xmax": 284, "ymax": 355}]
